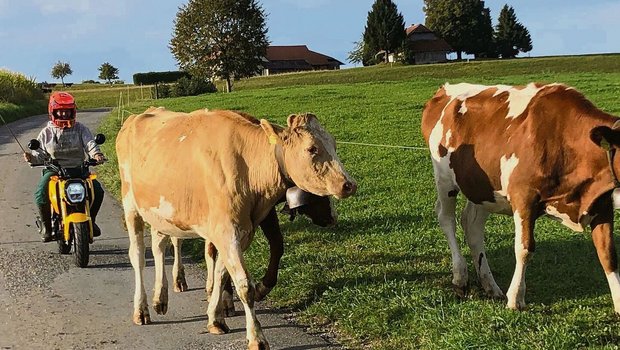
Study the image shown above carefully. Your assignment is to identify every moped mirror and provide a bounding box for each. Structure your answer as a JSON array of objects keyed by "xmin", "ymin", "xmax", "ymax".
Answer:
[
  {"xmin": 28, "ymin": 139, "xmax": 41, "ymax": 150},
  {"xmin": 95, "ymin": 134, "xmax": 106, "ymax": 145}
]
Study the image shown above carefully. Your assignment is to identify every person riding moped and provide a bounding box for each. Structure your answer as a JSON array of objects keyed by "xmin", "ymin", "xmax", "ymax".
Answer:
[{"xmin": 23, "ymin": 92, "xmax": 106, "ymax": 242}]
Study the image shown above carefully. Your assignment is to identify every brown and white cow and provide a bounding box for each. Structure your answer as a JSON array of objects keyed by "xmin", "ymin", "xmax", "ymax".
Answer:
[
  {"xmin": 169, "ymin": 192, "xmax": 337, "ymax": 317},
  {"xmin": 422, "ymin": 82, "xmax": 620, "ymax": 312},
  {"xmin": 116, "ymin": 107, "xmax": 356, "ymax": 349}
]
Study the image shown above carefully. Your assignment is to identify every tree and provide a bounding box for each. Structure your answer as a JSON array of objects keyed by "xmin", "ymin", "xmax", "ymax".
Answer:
[
  {"xmin": 169, "ymin": 0, "xmax": 269, "ymax": 93},
  {"xmin": 51, "ymin": 61, "xmax": 72, "ymax": 86},
  {"xmin": 347, "ymin": 37, "xmax": 368, "ymax": 65},
  {"xmin": 98, "ymin": 62, "xmax": 119, "ymax": 84},
  {"xmin": 363, "ymin": 0, "xmax": 406, "ymax": 64},
  {"xmin": 424, "ymin": 0, "xmax": 493, "ymax": 60},
  {"xmin": 474, "ymin": 7, "xmax": 497, "ymax": 58},
  {"xmin": 495, "ymin": 5, "xmax": 532, "ymax": 58}
]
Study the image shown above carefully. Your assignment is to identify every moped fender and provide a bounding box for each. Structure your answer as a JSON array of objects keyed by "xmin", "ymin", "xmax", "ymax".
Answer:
[{"xmin": 63, "ymin": 213, "xmax": 93, "ymax": 241}]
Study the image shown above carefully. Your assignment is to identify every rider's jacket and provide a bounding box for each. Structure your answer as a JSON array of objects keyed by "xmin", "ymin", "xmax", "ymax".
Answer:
[{"xmin": 31, "ymin": 121, "xmax": 102, "ymax": 168}]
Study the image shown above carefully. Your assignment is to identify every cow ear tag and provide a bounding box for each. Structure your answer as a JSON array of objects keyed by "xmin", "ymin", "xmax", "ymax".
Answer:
[{"xmin": 269, "ymin": 134, "xmax": 278, "ymax": 145}]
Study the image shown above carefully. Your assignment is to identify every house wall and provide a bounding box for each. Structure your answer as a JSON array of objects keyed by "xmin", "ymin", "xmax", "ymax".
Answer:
[{"xmin": 414, "ymin": 52, "xmax": 448, "ymax": 64}]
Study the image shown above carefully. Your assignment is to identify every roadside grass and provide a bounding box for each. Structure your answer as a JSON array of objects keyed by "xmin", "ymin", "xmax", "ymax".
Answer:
[
  {"xmin": 97, "ymin": 55, "xmax": 620, "ymax": 349},
  {"xmin": 0, "ymin": 69, "xmax": 46, "ymax": 122},
  {"xmin": 65, "ymin": 84, "xmax": 154, "ymax": 109}
]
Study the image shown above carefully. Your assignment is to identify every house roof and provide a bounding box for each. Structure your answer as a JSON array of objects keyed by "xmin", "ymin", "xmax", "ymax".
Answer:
[
  {"xmin": 406, "ymin": 24, "xmax": 433, "ymax": 36},
  {"xmin": 405, "ymin": 24, "xmax": 453, "ymax": 53},
  {"xmin": 266, "ymin": 45, "xmax": 344, "ymax": 66}
]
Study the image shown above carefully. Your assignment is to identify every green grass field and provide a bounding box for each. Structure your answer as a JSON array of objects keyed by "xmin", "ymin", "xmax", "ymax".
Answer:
[{"xmin": 97, "ymin": 55, "xmax": 620, "ymax": 349}]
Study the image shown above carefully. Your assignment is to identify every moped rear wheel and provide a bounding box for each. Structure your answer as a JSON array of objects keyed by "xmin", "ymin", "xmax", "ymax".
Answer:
[{"xmin": 73, "ymin": 222, "xmax": 90, "ymax": 267}]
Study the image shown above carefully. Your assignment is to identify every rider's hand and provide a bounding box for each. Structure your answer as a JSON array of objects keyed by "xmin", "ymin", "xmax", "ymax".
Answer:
[
  {"xmin": 94, "ymin": 153, "xmax": 106, "ymax": 164},
  {"xmin": 23, "ymin": 152, "xmax": 33, "ymax": 163}
]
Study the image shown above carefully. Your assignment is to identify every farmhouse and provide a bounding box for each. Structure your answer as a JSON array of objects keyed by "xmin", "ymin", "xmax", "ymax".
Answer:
[
  {"xmin": 405, "ymin": 24, "xmax": 452, "ymax": 64},
  {"xmin": 262, "ymin": 45, "xmax": 343, "ymax": 75}
]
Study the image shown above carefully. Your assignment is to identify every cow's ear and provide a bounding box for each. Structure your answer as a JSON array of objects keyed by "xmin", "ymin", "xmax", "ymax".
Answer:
[
  {"xmin": 287, "ymin": 114, "xmax": 301, "ymax": 128},
  {"xmin": 591, "ymin": 126, "xmax": 620, "ymax": 150},
  {"xmin": 260, "ymin": 119, "xmax": 281, "ymax": 145},
  {"xmin": 287, "ymin": 113, "xmax": 318, "ymax": 128}
]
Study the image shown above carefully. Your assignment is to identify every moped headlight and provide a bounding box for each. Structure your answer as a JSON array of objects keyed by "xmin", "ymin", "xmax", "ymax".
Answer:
[{"xmin": 65, "ymin": 183, "xmax": 86, "ymax": 204}]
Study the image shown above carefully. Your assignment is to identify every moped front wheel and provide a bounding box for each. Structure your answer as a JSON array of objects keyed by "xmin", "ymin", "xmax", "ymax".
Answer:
[
  {"xmin": 57, "ymin": 238, "xmax": 71, "ymax": 254},
  {"xmin": 73, "ymin": 222, "xmax": 90, "ymax": 268}
]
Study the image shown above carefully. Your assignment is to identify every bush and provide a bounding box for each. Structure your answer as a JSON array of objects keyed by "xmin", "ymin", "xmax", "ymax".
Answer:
[
  {"xmin": 171, "ymin": 76, "xmax": 217, "ymax": 97},
  {"xmin": 133, "ymin": 71, "xmax": 190, "ymax": 85},
  {"xmin": 0, "ymin": 69, "xmax": 45, "ymax": 104},
  {"xmin": 152, "ymin": 84, "xmax": 172, "ymax": 99}
]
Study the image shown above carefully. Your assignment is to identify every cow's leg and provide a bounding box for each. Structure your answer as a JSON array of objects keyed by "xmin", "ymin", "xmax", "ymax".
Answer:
[
  {"xmin": 255, "ymin": 208, "xmax": 283, "ymax": 301},
  {"xmin": 506, "ymin": 208, "xmax": 536, "ymax": 310},
  {"xmin": 221, "ymin": 241, "xmax": 268, "ymax": 350},
  {"xmin": 124, "ymin": 206, "xmax": 150, "ymax": 324},
  {"xmin": 171, "ymin": 237, "xmax": 188, "ymax": 292},
  {"xmin": 206, "ymin": 252, "xmax": 230, "ymax": 335},
  {"xmin": 222, "ymin": 271, "xmax": 236, "ymax": 317},
  {"xmin": 461, "ymin": 201, "xmax": 504, "ymax": 298},
  {"xmin": 590, "ymin": 197, "xmax": 620, "ymax": 313},
  {"xmin": 432, "ymin": 161, "xmax": 467, "ymax": 296},
  {"xmin": 204, "ymin": 240, "xmax": 236, "ymax": 317},
  {"xmin": 205, "ymin": 241, "xmax": 216, "ymax": 300},
  {"xmin": 151, "ymin": 230, "xmax": 170, "ymax": 315}
]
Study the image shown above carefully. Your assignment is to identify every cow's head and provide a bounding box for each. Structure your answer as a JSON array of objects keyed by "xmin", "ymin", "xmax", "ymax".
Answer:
[
  {"xmin": 281, "ymin": 187, "xmax": 337, "ymax": 227},
  {"xmin": 261, "ymin": 113, "xmax": 357, "ymax": 199},
  {"xmin": 591, "ymin": 124, "xmax": 620, "ymax": 186}
]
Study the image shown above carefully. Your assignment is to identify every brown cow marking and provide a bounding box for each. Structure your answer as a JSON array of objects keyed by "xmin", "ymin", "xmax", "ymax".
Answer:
[
  {"xmin": 450, "ymin": 145, "xmax": 495, "ymax": 204},
  {"xmin": 438, "ymin": 144, "xmax": 448, "ymax": 158}
]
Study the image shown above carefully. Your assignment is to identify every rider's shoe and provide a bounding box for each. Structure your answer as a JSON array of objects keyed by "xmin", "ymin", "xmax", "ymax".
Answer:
[
  {"xmin": 93, "ymin": 223, "xmax": 101, "ymax": 237},
  {"xmin": 37, "ymin": 204, "xmax": 53, "ymax": 243}
]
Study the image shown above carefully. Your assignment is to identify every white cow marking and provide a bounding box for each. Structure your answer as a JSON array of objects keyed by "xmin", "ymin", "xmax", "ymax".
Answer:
[
  {"xmin": 151, "ymin": 196, "xmax": 176, "ymax": 220},
  {"xmin": 458, "ymin": 101, "xmax": 468, "ymax": 115},
  {"xmin": 444, "ymin": 83, "xmax": 489, "ymax": 99},
  {"xmin": 499, "ymin": 154, "xmax": 519, "ymax": 200},
  {"xmin": 613, "ymin": 188, "xmax": 620, "ymax": 209},
  {"xmin": 504, "ymin": 83, "xmax": 544, "ymax": 119},
  {"xmin": 606, "ymin": 272, "xmax": 620, "ymax": 313},
  {"xmin": 545, "ymin": 206, "xmax": 583, "ymax": 232},
  {"xmin": 179, "ymin": 135, "xmax": 187, "ymax": 142}
]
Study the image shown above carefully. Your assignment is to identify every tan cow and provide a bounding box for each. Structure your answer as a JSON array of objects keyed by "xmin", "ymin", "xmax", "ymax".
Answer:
[
  {"xmin": 116, "ymin": 107, "xmax": 356, "ymax": 349},
  {"xmin": 422, "ymin": 82, "xmax": 620, "ymax": 313}
]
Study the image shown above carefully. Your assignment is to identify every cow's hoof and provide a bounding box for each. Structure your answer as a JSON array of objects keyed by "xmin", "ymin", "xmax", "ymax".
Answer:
[
  {"xmin": 154, "ymin": 301, "xmax": 168, "ymax": 315},
  {"xmin": 133, "ymin": 310, "xmax": 151, "ymax": 325},
  {"xmin": 452, "ymin": 283, "xmax": 469, "ymax": 299},
  {"xmin": 248, "ymin": 340, "xmax": 270, "ymax": 350},
  {"xmin": 174, "ymin": 280, "xmax": 188, "ymax": 292},
  {"xmin": 254, "ymin": 283, "xmax": 272, "ymax": 301},
  {"xmin": 208, "ymin": 321, "xmax": 230, "ymax": 335},
  {"xmin": 486, "ymin": 289, "xmax": 506, "ymax": 300},
  {"xmin": 506, "ymin": 300, "xmax": 527, "ymax": 311}
]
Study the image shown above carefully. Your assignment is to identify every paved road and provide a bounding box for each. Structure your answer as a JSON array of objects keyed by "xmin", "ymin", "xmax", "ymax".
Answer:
[{"xmin": 0, "ymin": 110, "xmax": 338, "ymax": 350}]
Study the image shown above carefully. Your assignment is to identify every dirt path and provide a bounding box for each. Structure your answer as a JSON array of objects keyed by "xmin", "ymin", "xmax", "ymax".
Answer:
[{"xmin": 0, "ymin": 111, "xmax": 337, "ymax": 350}]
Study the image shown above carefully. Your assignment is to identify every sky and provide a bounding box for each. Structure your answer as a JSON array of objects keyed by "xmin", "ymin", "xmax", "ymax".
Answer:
[{"xmin": 1, "ymin": 0, "xmax": 619, "ymax": 83}]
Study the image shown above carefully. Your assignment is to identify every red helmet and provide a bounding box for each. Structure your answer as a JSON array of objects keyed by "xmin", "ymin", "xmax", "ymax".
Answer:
[{"xmin": 48, "ymin": 91, "xmax": 77, "ymax": 128}]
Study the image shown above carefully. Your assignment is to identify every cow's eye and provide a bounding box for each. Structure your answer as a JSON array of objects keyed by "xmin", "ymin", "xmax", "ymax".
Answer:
[{"xmin": 307, "ymin": 145, "xmax": 318, "ymax": 155}]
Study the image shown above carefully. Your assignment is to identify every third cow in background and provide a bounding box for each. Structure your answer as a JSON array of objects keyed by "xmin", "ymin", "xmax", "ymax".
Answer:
[{"xmin": 422, "ymin": 82, "xmax": 620, "ymax": 313}]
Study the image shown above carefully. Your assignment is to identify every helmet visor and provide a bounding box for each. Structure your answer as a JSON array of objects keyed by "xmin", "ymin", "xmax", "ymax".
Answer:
[{"xmin": 53, "ymin": 109, "xmax": 75, "ymax": 120}]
